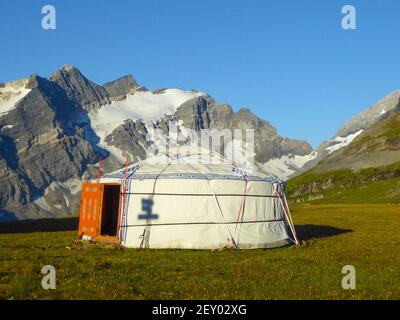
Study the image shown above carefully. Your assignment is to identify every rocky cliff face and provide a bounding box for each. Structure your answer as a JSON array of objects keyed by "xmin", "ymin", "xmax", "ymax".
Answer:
[
  {"xmin": 0, "ymin": 65, "xmax": 312, "ymax": 220},
  {"xmin": 49, "ymin": 65, "xmax": 110, "ymax": 112},
  {"xmin": 103, "ymin": 75, "xmax": 141, "ymax": 99},
  {"xmin": 171, "ymin": 95, "xmax": 312, "ymax": 163},
  {"xmin": 0, "ymin": 74, "xmax": 104, "ymax": 219}
]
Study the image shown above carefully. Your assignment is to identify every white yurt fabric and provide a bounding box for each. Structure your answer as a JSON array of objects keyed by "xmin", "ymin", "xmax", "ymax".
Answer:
[{"xmin": 100, "ymin": 151, "xmax": 297, "ymax": 249}]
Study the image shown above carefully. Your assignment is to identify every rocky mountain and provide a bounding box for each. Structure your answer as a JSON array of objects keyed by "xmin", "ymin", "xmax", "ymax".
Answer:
[
  {"xmin": 336, "ymin": 90, "xmax": 400, "ymax": 138},
  {"xmin": 292, "ymin": 89, "xmax": 400, "ymax": 177},
  {"xmin": 288, "ymin": 91, "xmax": 400, "ymax": 204},
  {"xmin": 103, "ymin": 75, "xmax": 141, "ymax": 99},
  {"xmin": 0, "ymin": 65, "xmax": 311, "ymax": 220},
  {"xmin": 171, "ymin": 95, "xmax": 312, "ymax": 163}
]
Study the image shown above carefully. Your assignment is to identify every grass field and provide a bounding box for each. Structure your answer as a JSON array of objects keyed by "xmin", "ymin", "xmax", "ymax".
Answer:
[
  {"xmin": 0, "ymin": 204, "xmax": 399, "ymax": 300},
  {"xmin": 287, "ymin": 162, "xmax": 400, "ymax": 205},
  {"xmin": 288, "ymin": 174, "xmax": 400, "ymax": 205}
]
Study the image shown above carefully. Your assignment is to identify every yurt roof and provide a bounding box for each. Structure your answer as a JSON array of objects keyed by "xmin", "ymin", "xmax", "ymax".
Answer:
[{"xmin": 103, "ymin": 148, "xmax": 283, "ymax": 184}]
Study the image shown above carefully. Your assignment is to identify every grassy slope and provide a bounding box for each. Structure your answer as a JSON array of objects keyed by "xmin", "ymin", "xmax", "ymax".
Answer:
[
  {"xmin": 287, "ymin": 163, "xmax": 400, "ymax": 204},
  {"xmin": 288, "ymin": 113, "xmax": 400, "ymax": 205},
  {"xmin": 343, "ymin": 112, "xmax": 400, "ymax": 156},
  {"xmin": 1, "ymin": 204, "xmax": 399, "ymax": 300}
]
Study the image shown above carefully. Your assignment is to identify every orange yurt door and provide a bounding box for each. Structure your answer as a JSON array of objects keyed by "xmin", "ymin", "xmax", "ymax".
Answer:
[{"xmin": 78, "ymin": 183, "xmax": 103, "ymax": 239}]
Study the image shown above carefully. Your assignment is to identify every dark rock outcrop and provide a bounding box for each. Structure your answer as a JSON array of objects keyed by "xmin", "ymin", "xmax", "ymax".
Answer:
[
  {"xmin": 49, "ymin": 64, "xmax": 110, "ymax": 112},
  {"xmin": 103, "ymin": 75, "xmax": 140, "ymax": 99}
]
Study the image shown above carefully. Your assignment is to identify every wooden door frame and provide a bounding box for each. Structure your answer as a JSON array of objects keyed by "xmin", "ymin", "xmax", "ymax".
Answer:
[{"xmin": 94, "ymin": 183, "xmax": 122, "ymax": 244}]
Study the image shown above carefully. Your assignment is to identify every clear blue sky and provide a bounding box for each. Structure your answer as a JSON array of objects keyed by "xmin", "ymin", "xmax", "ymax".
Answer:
[{"xmin": 1, "ymin": 0, "xmax": 400, "ymax": 148}]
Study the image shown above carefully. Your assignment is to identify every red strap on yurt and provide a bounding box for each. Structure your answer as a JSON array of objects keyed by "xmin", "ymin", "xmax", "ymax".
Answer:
[{"xmin": 119, "ymin": 157, "xmax": 129, "ymax": 241}]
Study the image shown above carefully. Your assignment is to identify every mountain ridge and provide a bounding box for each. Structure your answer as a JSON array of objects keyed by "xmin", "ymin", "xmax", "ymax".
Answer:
[
  {"xmin": 288, "ymin": 103, "xmax": 400, "ymax": 204},
  {"xmin": 0, "ymin": 65, "xmax": 312, "ymax": 220},
  {"xmin": 289, "ymin": 89, "xmax": 400, "ymax": 178}
]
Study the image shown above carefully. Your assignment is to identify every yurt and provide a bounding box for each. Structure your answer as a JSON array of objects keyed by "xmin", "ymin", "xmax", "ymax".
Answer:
[{"xmin": 78, "ymin": 151, "xmax": 298, "ymax": 249}]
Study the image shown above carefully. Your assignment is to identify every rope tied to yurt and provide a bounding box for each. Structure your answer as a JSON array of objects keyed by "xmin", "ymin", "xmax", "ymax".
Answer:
[
  {"xmin": 118, "ymin": 157, "xmax": 130, "ymax": 242},
  {"xmin": 273, "ymin": 183, "xmax": 299, "ymax": 245},
  {"xmin": 117, "ymin": 162, "xmax": 144, "ymax": 244}
]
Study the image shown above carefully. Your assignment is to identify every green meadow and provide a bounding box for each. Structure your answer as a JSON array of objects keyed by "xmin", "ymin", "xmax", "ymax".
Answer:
[
  {"xmin": 1, "ymin": 204, "xmax": 399, "ymax": 300},
  {"xmin": 287, "ymin": 163, "xmax": 400, "ymax": 205}
]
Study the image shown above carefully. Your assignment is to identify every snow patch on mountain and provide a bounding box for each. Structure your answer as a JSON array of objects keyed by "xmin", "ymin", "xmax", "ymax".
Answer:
[
  {"xmin": 105, "ymin": 144, "xmax": 131, "ymax": 162},
  {"xmin": 55, "ymin": 178, "xmax": 83, "ymax": 195},
  {"xmin": 263, "ymin": 151, "xmax": 318, "ymax": 180},
  {"xmin": 0, "ymin": 80, "xmax": 31, "ymax": 115},
  {"xmin": 325, "ymin": 130, "xmax": 363, "ymax": 154},
  {"xmin": 1, "ymin": 125, "xmax": 14, "ymax": 131},
  {"xmin": 33, "ymin": 197, "xmax": 52, "ymax": 212},
  {"xmin": 33, "ymin": 178, "xmax": 83, "ymax": 215},
  {"xmin": 89, "ymin": 89, "xmax": 204, "ymax": 142}
]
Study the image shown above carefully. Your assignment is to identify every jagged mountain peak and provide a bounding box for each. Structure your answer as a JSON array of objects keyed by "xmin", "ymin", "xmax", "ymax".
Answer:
[
  {"xmin": 335, "ymin": 89, "xmax": 400, "ymax": 138},
  {"xmin": 103, "ymin": 74, "xmax": 141, "ymax": 99},
  {"xmin": 103, "ymin": 74, "xmax": 138, "ymax": 87},
  {"xmin": 49, "ymin": 65, "xmax": 110, "ymax": 111},
  {"xmin": 50, "ymin": 64, "xmax": 90, "ymax": 82},
  {"xmin": 50, "ymin": 64, "xmax": 86, "ymax": 80},
  {"xmin": 237, "ymin": 107, "xmax": 253, "ymax": 114},
  {"xmin": 235, "ymin": 107, "xmax": 274, "ymax": 129},
  {"xmin": 60, "ymin": 64, "xmax": 78, "ymax": 72},
  {"xmin": 48, "ymin": 66, "xmax": 145, "ymax": 110}
]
